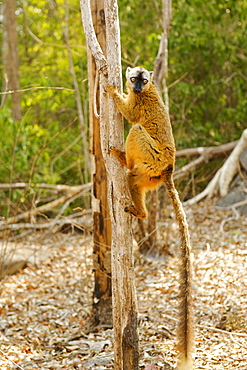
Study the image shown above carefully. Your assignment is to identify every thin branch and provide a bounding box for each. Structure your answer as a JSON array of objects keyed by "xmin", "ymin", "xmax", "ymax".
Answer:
[
  {"xmin": 174, "ymin": 141, "xmax": 237, "ymax": 181},
  {"xmin": 0, "ymin": 182, "xmax": 91, "ymax": 191},
  {"xmin": 0, "ymin": 349, "xmax": 24, "ymax": 370},
  {"xmin": 0, "ymin": 73, "xmax": 8, "ymax": 108},
  {"xmin": 26, "ymin": 24, "xmax": 86, "ymax": 52},
  {"xmin": 184, "ymin": 169, "xmax": 222, "ymax": 206},
  {"xmin": 0, "ymin": 183, "xmax": 91, "ymax": 227},
  {"xmin": 0, "ymin": 215, "xmax": 92, "ymax": 232},
  {"xmin": 163, "ymin": 314, "xmax": 247, "ymax": 338},
  {"xmin": 0, "ymin": 85, "xmax": 75, "ymax": 95},
  {"xmin": 176, "ymin": 141, "xmax": 237, "ymax": 159},
  {"xmin": 80, "ymin": 0, "xmax": 108, "ymax": 74}
]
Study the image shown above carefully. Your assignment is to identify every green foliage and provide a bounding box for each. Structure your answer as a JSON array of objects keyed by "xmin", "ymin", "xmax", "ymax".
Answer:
[
  {"xmin": 1, "ymin": 0, "xmax": 88, "ymax": 187},
  {"xmin": 169, "ymin": 0, "xmax": 247, "ymax": 147},
  {"xmin": 1, "ymin": 0, "xmax": 246, "ymax": 208},
  {"xmin": 119, "ymin": 0, "xmax": 247, "ymax": 148}
]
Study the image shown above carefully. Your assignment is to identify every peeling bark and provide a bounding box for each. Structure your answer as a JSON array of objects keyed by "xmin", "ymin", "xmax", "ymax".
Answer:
[{"xmin": 81, "ymin": 1, "xmax": 139, "ymax": 368}]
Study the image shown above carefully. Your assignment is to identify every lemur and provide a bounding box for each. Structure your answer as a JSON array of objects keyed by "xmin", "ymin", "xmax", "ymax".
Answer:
[{"xmin": 106, "ymin": 66, "xmax": 194, "ymax": 370}]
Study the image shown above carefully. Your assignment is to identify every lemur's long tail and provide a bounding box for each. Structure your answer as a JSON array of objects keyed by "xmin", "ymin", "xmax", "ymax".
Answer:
[{"xmin": 162, "ymin": 165, "xmax": 194, "ymax": 370}]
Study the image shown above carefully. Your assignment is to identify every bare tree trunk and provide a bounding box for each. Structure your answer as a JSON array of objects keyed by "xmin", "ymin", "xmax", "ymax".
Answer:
[
  {"xmin": 104, "ymin": 2, "xmax": 139, "ymax": 368},
  {"xmin": 86, "ymin": 0, "xmax": 112, "ymax": 327},
  {"xmin": 2, "ymin": 0, "xmax": 21, "ymax": 121},
  {"xmin": 81, "ymin": 1, "xmax": 139, "ymax": 368},
  {"xmin": 154, "ymin": 0, "xmax": 172, "ymax": 112}
]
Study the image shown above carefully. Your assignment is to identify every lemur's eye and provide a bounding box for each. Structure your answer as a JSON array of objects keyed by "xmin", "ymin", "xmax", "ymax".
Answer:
[
  {"xmin": 130, "ymin": 77, "xmax": 136, "ymax": 82},
  {"xmin": 143, "ymin": 79, "xmax": 148, "ymax": 84}
]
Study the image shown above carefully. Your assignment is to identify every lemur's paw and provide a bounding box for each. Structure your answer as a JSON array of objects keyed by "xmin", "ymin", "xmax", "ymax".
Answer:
[
  {"xmin": 105, "ymin": 84, "xmax": 117, "ymax": 94},
  {"xmin": 124, "ymin": 206, "xmax": 148, "ymax": 220}
]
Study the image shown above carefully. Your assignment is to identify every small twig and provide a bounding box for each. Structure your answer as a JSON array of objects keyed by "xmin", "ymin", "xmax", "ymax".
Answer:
[
  {"xmin": 26, "ymin": 24, "xmax": 86, "ymax": 52},
  {"xmin": 230, "ymin": 333, "xmax": 247, "ymax": 349},
  {"xmin": 215, "ymin": 198, "xmax": 247, "ymax": 232},
  {"xmin": 48, "ymin": 189, "xmax": 90, "ymax": 232},
  {"xmin": 0, "ymin": 348, "xmax": 24, "ymax": 370},
  {"xmin": 220, "ymin": 209, "xmax": 239, "ymax": 232},
  {"xmin": 162, "ymin": 314, "xmax": 247, "ymax": 338},
  {"xmin": 194, "ymin": 243, "xmax": 211, "ymax": 268},
  {"xmin": 196, "ymin": 323, "xmax": 247, "ymax": 338},
  {"xmin": 214, "ymin": 198, "xmax": 247, "ymax": 211},
  {"xmin": 137, "ymin": 228, "xmax": 157, "ymax": 249}
]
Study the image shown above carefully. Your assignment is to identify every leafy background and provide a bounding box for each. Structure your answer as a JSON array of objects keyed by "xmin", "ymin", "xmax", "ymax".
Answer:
[{"xmin": 0, "ymin": 0, "xmax": 247, "ymax": 213}]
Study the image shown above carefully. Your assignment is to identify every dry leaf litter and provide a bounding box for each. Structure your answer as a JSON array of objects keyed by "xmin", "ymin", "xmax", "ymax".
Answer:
[{"xmin": 0, "ymin": 199, "xmax": 247, "ymax": 369}]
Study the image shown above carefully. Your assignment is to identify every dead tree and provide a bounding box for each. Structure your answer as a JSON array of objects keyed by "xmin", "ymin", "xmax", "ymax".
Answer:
[
  {"xmin": 185, "ymin": 129, "xmax": 247, "ymax": 205},
  {"xmin": 81, "ymin": 1, "xmax": 139, "ymax": 369},
  {"xmin": 87, "ymin": 0, "xmax": 113, "ymax": 327}
]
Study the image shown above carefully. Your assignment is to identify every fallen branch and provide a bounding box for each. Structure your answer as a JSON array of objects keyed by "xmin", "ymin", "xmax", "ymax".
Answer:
[
  {"xmin": 0, "ymin": 183, "xmax": 91, "ymax": 227},
  {"xmin": 218, "ymin": 129, "xmax": 247, "ymax": 196},
  {"xmin": 0, "ymin": 211, "xmax": 92, "ymax": 233},
  {"xmin": 174, "ymin": 141, "xmax": 237, "ymax": 181},
  {"xmin": 174, "ymin": 154, "xmax": 208, "ymax": 181},
  {"xmin": 184, "ymin": 129, "xmax": 247, "ymax": 205},
  {"xmin": 0, "ymin": 183, "xmax": 91, "ymax": 192},
  {"xmin": 176, "ymin": 140, "xmax": 237, "ymax": 158}
]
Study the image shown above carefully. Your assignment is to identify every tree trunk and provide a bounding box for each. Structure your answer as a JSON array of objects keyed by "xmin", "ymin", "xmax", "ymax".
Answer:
[
  {"xmin": 81, "ymin": 1, "xmax": 139, "ymax": 368},
  {"xmin": 87, "ymin": 0, "xmax": 112, "ymax": 327},
  {"xmin": 2, "ymin": 0, "xmax": 21, "ymax": 121},
  {"xmin": 154, "ymin": 0, "xmax": 172, "ymax": 111},
  {"xmin": 104, "ymin": 2, "xmax": 139, "ymax": 368}
]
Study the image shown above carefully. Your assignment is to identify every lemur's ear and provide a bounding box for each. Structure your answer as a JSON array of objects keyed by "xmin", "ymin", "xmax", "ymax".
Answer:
[
  {"xmin": 149, "ymin": 71, "xmax": 154, "ymax": 82},
  {"xmin": 126, "ymin": 67, "xmax": 131, "ymax": 76}
]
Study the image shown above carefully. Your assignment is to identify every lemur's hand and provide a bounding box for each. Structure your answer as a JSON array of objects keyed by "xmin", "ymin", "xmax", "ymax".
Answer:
[{"xmin": 105, "ymin": 84, "xmax": 117, "ymax": 95}]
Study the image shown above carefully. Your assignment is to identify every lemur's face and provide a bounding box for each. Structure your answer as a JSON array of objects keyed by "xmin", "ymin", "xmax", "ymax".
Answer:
[{"xmin": 126, "ymin": 67, "xmax": 153, "ymax": 94}]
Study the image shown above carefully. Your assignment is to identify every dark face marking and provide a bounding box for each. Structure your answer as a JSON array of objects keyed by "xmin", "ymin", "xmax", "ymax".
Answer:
[{"xmin": 130, "ymin": 72, "xmax": 148, "ymax": 94}]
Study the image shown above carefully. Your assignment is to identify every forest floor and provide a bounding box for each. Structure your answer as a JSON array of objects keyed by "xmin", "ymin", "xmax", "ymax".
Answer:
[{"xmin": 0, "ymin": 198, "xmax": 247, "ymax": 370}]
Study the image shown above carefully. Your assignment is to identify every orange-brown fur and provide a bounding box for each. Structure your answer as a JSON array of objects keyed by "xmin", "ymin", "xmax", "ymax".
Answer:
[
  {"xmin": 106, "ymin": 67, "xmax": 175, "ymax": 219},
  {"xmin": 106, "ymin": 66, "xmax": 194, "ymax": 370}
]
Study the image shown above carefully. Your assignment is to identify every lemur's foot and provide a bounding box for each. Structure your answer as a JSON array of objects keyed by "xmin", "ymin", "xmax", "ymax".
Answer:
[
  {"xmin": 124, "ymin": 205, "xmax": 148, "ymax": 220},
  {"xmin": 109, "ymin": 147, "xmax": 127, "ymax": 167},
  {"xmin": 109, "ymin": 146, "xmax": 119, "ymax": 155}
]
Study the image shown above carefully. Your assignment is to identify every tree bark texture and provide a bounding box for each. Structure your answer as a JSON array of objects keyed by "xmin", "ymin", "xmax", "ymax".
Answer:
[
  {"xmin": 87, "ymin": 0, "xmax": 112, "ymax": 327},
  {"xmin": 104, "ymin": 2, "xmax": 139, "ymax": 368},
  {"xmin": 2, "ymin": 0, "xmax": 22, "ymax": 121},
  {"xmin": 81, "ymin": 1, "xmax": 139, "ymax": 368}
]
